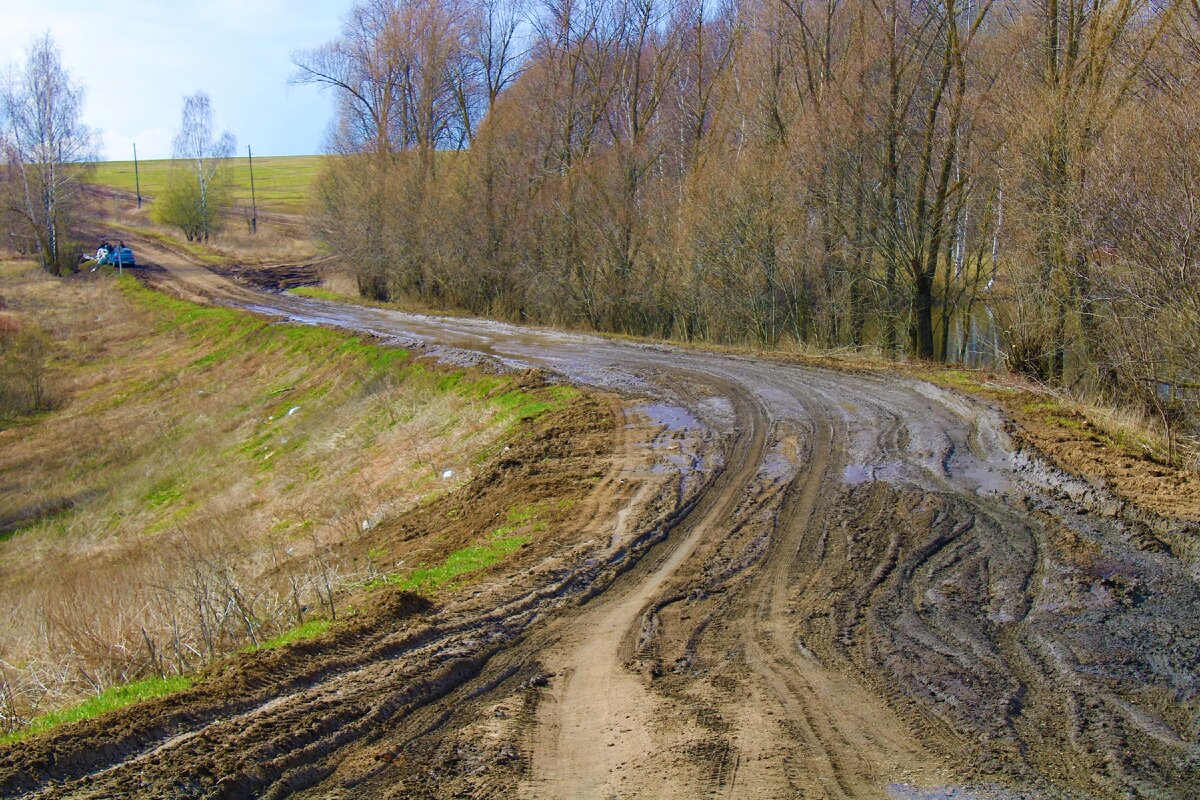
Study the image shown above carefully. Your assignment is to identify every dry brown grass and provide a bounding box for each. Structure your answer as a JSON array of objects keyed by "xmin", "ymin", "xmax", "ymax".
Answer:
[
  {"xmin": 319, "ymin": 267, "xmax": 361, "ymax": 298},
  {"xmin": 196, "ymin": 214, "xmax": 320, "ymax": 264},
  {"xmin": 0, "ymin": 260, "xmax": 573, "ymax": 731}
]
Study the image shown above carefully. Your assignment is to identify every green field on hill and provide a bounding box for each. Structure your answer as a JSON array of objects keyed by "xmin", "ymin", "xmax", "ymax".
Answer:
[{"xmin": 86, "ymin": 154, "xmax": 324, "ymax": 214}]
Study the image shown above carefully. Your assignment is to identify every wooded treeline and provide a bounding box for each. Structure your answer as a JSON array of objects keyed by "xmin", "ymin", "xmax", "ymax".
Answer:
[{"xmin": 297, "ymin": 0, "xmax": 1200, "ymax": 447}]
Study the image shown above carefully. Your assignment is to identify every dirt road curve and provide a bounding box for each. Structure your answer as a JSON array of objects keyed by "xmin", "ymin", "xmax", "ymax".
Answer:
[{"xmin": 3, "ymin": 241, "xmax": 1197, "ymax": 800}]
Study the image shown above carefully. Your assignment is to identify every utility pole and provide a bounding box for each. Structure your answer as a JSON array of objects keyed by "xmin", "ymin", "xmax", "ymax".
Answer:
[
  {"xmin": 247, "ymin": 145, "xmax": 258, "ymax": 234},
  {"xmin": 133, "ymin": 143, "xmax": 142, "ymax": 209}
]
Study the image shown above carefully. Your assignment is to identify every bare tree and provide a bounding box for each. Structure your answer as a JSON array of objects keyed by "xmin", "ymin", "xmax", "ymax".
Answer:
[
  {"xmin": 0, "ymin": 33, "xmax": 96, "ymax": 274},
  {"xmin": 298, "ymin": 0, "xmax": 1200, "ymax": 448},
  {"xmin": 294, "ymin": 0, "xmax": 411, "ymax": 155},
  {"xmin": 156, "ymin": 92, "xmax": 236, "ymax": 243},
  {"xmin": 1011, "ymin": 0, "xmax": 1183, "ymax": 380}
]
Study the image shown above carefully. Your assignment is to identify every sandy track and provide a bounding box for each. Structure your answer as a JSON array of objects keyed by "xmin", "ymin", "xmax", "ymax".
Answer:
[
  {"xmin": 520, "ymin": 386, "xmax": 769, "ymax": 799},
  {"xmin": 3, "ymin": 242, "xmax": 1198, "ymax": 799}
]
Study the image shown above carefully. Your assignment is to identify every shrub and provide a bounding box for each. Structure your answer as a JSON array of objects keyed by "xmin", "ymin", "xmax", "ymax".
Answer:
[
  {"xmin": 152, "ymin": 171, "xmax": 229, "ymax": 242},
  {"xmin": 0, "ymin": 322, "xmax": 52, "ymax": 416}
]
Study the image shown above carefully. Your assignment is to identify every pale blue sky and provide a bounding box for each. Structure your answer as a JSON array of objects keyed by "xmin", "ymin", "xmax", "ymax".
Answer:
[{"xmin": 2, "ymin": 0, "xmax": 353, "ymax": 160}]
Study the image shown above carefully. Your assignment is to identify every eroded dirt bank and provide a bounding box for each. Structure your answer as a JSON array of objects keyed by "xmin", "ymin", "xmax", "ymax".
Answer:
[{"xmin": 3, "ymin": 242, "xmax": 1197, "ymax": 799}]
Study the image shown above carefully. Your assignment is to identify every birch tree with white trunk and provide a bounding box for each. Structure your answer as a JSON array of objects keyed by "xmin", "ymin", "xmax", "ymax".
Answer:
[
  {"xmin": 0, "ymin": 33, "xmax": 96, "ymax": 274},
  {"xmin": 169, "ymin": 92, "xmax": 236, "ymax": 243}
]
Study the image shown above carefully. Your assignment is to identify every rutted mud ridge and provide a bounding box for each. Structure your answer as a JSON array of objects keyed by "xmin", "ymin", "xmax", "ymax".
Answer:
[{"xmin": 3, "ymin": 244, "xmax": 1198, "ymax": 799}]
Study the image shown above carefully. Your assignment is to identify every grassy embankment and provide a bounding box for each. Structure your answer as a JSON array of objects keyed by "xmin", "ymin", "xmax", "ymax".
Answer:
[{"xmin": 0, "ymin": 259, "xmax": 577, "ymax": 741}]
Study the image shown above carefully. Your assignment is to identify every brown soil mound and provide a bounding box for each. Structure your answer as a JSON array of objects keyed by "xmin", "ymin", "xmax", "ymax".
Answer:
[{"xmin": 1009, "ymin": 405, "xmax": 1200, "ymax": 521}]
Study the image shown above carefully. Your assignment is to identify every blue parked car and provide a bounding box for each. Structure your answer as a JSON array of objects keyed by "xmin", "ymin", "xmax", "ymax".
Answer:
[{"xmin": 96, "ymin": 243, "xmax": 135, "ymax": 267}]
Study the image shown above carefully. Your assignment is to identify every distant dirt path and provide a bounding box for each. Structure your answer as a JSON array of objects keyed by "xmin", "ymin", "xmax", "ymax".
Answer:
[
  {"xmin": 82, "ymin": 184, "xmax": 310, "ymax": 236},
  {"xmin": 3, "ymin": 242, "xmax": 1198, "ymax": 799}
]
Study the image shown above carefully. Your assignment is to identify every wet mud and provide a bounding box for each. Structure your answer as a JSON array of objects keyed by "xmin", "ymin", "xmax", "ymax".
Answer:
[{"xmin": 3, "ymin": 241, "xmax": 1197, "ymax": 799}]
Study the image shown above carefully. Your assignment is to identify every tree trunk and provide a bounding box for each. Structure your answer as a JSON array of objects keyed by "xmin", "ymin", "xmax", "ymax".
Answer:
[{"xmin": 914, "ymin": 269, "xmax": 936, "ymax": 359}]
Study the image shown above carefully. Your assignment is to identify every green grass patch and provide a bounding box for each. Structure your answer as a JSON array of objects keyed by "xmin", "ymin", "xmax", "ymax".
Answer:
[
  {"xmin": 494, "ymin": 385, "xmax": 578, "ymax": 422},
  {"xmin": 457, "ymin": 375, "xmax": 504, "ymax": 400},
  {"xmin": 365, "ymin": 501, "xmax": 549, "ymax": 594},
  {"xmin": 366, "ymin": 533, "xmax": 528, "ymax": 594},
  {"xmin": 289, "ymin": 286, "xmax": 343, "ymax": 302},
  {"xmin": 0, "ymin": 675, "xmax": 193, "ymax": 746},
  {"xmin": 144, "ymin": 501, "xmax": 197, "ymax": 535},
  {"xmin": 924, "ymin": 369, "xmax": 998, "ymax": 396},
  {"xmin": 144, "ymin": 479, "xmax": 184, "ymax": 509},
  {"xmin": 87, "ymin": 155, "xmax": 325, "ymax": 214},
  {"xmin": 505, "ymin": 503, "xmax": 544, "ymax": 525},
  {"xmin": 244, "ymin": 618, "xmax": 331, "ymax": 653},
  {"xmin": 1014, "ymin": 398, "xmax": 1089, "ymax": 434}
]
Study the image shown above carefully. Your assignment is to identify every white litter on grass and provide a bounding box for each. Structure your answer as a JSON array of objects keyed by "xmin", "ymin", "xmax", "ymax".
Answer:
[
  {"xmin": 288, "ymin": 406, "xmax": 301, "ymax": 416},
  {"xmin": 361, "ymin": 519, "xmax": 371, "ymax": 531},
  {"xmin": 442, "ymin": 469, "xmax": 455, "ymax": 480}
]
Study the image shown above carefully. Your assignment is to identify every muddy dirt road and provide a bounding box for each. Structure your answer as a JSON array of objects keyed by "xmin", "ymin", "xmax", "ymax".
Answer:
[{"xmin": 3, "ymin": 241, "xmax": 1197, "ymax": 799}]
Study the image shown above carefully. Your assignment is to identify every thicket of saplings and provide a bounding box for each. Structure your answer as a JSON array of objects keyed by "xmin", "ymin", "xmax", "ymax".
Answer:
[
  {"xmin": 301, "ymin": 0, "xmax": 1200, "ymax": 462},
  {"xmin": 151, "ymin": 92, "xmax": 238, "ymax": 244},
  {"xmin": 1, "ymin": 520, "xmax": 353, "ymax": 740}
]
